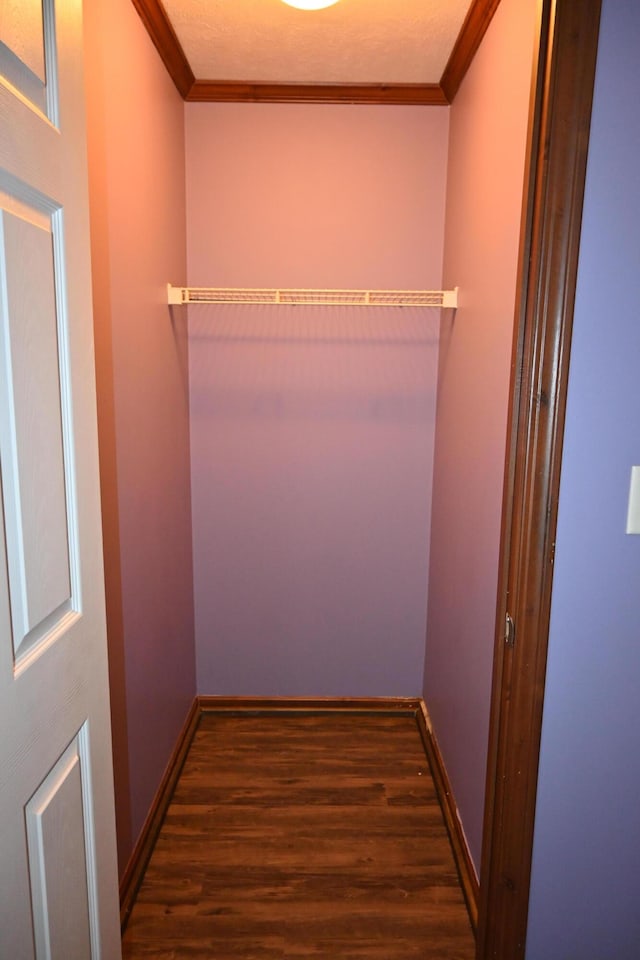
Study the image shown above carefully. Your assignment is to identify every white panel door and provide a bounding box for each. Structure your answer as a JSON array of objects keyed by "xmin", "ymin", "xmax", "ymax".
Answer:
[{"xmin": 0, "ymin": 2, "xmax": 121, "ymax": 958}]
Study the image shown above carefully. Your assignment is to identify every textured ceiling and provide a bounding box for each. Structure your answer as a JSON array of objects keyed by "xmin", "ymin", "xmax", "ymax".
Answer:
[{"xmin": 160, "ymin": 0, "xmax": 473, "ymax": 85}]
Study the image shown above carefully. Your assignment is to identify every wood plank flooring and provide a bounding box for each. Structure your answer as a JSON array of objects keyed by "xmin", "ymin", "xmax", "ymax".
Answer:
[{"xmin": 122, "ymin": 712, "xmax": 475, "ymax": 959}]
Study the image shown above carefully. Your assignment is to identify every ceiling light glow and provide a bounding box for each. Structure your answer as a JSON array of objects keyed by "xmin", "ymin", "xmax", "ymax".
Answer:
[{"xmin": 281, "ymin": 0, "xmax": 340, "ymax": 10}]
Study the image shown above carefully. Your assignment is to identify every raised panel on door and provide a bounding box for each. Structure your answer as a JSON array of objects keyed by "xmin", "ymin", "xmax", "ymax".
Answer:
[
  {"xmin": 0, "ymin": 0, "xmax": 55, "ymax": 119},
  {"xmin": 25, "ymin": 727, "xmax": 98, "ymax": 960},
  {"xmin": 0, "ymin": 202, "xmax": 78, "ymax": 669}
]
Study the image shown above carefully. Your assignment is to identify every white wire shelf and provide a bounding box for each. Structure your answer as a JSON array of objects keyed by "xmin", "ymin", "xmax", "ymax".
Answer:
[{"xmin": 167, "ymin": 284, "xmax": 458, "ymax": 309}]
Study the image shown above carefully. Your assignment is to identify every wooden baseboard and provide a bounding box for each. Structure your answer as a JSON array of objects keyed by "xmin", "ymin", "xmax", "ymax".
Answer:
[
  {"xmin": 415, "ymin": 700, "xmax": 480, "ymax": 932},
  {"xmin": 197, "ymin": 695, "xmax": 422, "ymax": 714},
  {"xmin": 119, "ymin": 697, "xmax": 201, "ymax": 931}
]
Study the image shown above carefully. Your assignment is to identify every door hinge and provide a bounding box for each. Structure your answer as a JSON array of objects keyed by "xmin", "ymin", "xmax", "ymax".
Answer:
[{"xmin": 505, "ymin": 612, "xmax": 516, "ymax": 648}]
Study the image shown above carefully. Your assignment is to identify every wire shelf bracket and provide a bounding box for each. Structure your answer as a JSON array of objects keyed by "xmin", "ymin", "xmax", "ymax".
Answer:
[{"xmin": 167, "ymin": 284, "xmax": 458, "ymax": 309}]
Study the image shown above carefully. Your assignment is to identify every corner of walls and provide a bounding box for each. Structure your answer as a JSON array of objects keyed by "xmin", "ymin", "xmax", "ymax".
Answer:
[
  {"xmin": 84, "ymin": 0, "xmax": 195, "ymax": 876},
  {"xmin": 423, "ymin": 0, "xmax": 538, "ymax": 871}
]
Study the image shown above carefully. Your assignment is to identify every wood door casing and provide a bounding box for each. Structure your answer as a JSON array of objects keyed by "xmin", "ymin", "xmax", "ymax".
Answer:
[{"xmin": 477, "ymin": 1, "xmax": 603, "ymax": 956}]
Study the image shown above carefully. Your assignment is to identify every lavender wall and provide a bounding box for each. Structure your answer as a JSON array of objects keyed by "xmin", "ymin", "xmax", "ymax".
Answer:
[
  {"xmin": 84, "ymin": 0, "xmax": 196, "ymax": 873},
  {"xmin": 185, "ymin": 104, "xmax": 448, "ymax": 695},
  {"xmin": 423, "ymin": 0, "xmax": 538, "ymax": 871},
  {"xmin": 526, "ymin": 3, "xmax": 640, "ymax": 954}
]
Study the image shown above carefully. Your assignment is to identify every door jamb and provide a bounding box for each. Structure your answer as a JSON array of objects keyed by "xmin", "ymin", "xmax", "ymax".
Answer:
[{"xmin": 476, "ymin": 1, "xmax": 603, "ymax": 956}]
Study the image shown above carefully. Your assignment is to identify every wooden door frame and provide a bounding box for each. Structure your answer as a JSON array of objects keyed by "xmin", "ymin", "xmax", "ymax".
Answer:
[{"xmin": 477, "ymin": 1, "xmax": 603, "ymax": 956}]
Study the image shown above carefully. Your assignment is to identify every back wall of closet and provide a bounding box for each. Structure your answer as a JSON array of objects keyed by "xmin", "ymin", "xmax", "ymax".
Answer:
[{"xmin": 185, "ymin": 103, "xmax": 449, "ymax": 695}]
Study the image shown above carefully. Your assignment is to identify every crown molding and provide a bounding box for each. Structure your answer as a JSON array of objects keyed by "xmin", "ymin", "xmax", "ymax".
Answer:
[
  {"xmin": 187, "ymin": 81, "xmax": 447, "ymax": 105},
  {"xmin": 130, "ymin": 0, "xmax": 194, "ymax": 98},
  {"xmin": 441, "ymin": 0, "xmax": 502, "ymax": 102},
  {"xmin": 131, "ymin": 0, "xmax": 503, "ymax": 105}
]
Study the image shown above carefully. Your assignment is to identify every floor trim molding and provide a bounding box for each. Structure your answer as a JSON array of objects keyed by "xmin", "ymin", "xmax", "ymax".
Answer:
[
  {"xmin": 197, "ymin": 695, "xmax": 422, "ymax": 713},
  {"xmin": 415, "ymin": 700, "xmax": 479, "ymax": 931},
  {"xmin": 119, "ymin": 697, "xmax": 201, "ymax": 931}
]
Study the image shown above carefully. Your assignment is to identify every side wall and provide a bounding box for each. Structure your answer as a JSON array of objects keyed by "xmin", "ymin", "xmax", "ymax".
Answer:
[
  {"xmin": 185, "ymin": 104, "xmax": 448, "ymax": 696},
  {"xmin": 526, "ymin": 2, "xmax": 640, "ymax": 954},
  {"xmin": 423, "ymin": 0, "xmax": 538, "ymax": 871},
  {"xmin": 84, "ymin": 0, "xmax": 196, "ymax": 874}
]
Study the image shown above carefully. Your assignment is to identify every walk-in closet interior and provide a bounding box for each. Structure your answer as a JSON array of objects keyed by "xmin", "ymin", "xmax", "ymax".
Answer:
[{"xmin": 84, "ymin": 0, "xmax": 535, "ymax": 910}]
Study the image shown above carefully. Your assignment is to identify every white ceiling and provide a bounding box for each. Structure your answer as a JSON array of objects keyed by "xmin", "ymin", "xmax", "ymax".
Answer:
[{"xmin": 161, "ymin": 0, "xmax": 473, "ymax": 85}]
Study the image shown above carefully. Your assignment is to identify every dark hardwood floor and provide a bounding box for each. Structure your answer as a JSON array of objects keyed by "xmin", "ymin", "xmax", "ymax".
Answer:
[{"xmin": 122, "ymin": 712, "xmax": 475, "ymax": 959}]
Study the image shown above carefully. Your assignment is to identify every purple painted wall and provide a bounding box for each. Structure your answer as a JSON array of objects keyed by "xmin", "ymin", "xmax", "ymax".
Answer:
[
  {"xmin": 423, "ymin": 0, "xmax": 538, "ymax": 872},
  {"xmin": 526, "ymin": 3, "xmax": 640, "ymax": 955},
  {"xmin": 185, "ymin": 104, "xmax": 448, "ymax": 695},
  {"xmin": 84, "ymin": 0, "xmax": 196, "ymax": 873}
]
